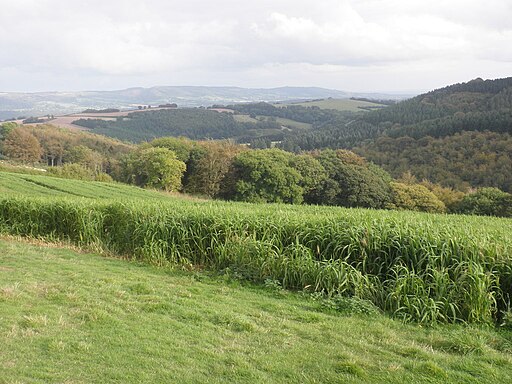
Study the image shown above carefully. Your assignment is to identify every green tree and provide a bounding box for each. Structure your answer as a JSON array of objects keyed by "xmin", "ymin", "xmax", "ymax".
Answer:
[
  {"xmin": 228, "ymin": 148, "xmax": 303, "ymax": 204},
  {"xmin": 290, "ymin": 154, "xmax": 334, "ymax": 205},
  {"xmin": 0, "ymin": 122, "xmax": 17, "ymax": 140},
  {"xmin": 454, "ymin": 188, "xmax": 512, "ymax": 217},
  {"xmin": 122, "ymin": 147, "xmax": 186, "ymax": 192},
  {"xmin": 419, "ymin": 180, "xmax": 465, "ymax": 212},
  {"xmin": 65, "ymin": 145, "xmax": 105, "ymax": 172},
  {"xmin": 146, "ymin": 137, "xmax": 196, "ymax": 163},
  {"xmin": 389, "ymin": 182, "xmax": 446, "ymax": 213},
  {"xmin": 184, "ymin": 141, "xmax": 243, "ymax": 198},
  {"xmin": 2, "ymin": 127, "xmax": 42, "ymax": 163},
  {"xmin": 314, "ymin": 149, "xmax": 393, "ymax": 208}
]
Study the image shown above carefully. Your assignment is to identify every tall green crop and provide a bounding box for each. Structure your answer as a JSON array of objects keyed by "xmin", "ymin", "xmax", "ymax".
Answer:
[{"xmin": 0, "ymin": 195, "xmax": 511, "ymax": 325}]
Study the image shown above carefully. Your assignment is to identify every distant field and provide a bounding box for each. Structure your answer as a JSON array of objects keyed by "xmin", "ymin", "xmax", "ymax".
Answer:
[
  {"xmin": 276, "ymin": 98, "xmax": 386, "ymax": 112},
  {"xmin": 14, "ymin": 107, "xmax": 173, "ymax": 131},
  {"xmin": 274, "ymin": 117, "xmax": 312, "ymax": 130},
  {"xmin": 0, "ymin": 171, "xmax": 171, "ymax": 200},
  {"xmin": 232, "ymin": 114, "xmax": 259, "ymax": 123},
  {"xmin": 233, "ymin": 114, "xmax": 312, "ymax": 130}
]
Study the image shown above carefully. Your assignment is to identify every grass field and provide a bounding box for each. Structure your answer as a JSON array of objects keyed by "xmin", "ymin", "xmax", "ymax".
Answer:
[
  {"xmin": 275, "ymin": 98, "xmax": 386, "ymax": 112},
  {"xmin": 274, "ymin": 117, "xmax": 313, "ymax": 130},
  {"xmin": 233, "ymin": 114, "xmax": 313, "ymax": 130},
  {"xmin": 1, "ymin": 189, "xmax": 511, "ymax": 325},
  {"xmin": 1, "ymin": 238, "xmax": 511, "ymax": 383},
  {"xmin": 0, "ymin": 171, "xmax": 171, "ymax": 200}
]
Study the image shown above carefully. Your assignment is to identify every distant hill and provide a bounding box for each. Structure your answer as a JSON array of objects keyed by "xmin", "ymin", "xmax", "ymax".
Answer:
[
  {"xmin": 0, "ymin": 86, "xmax": 409, "ymax": 120},
  {"xmin": 279, "ymin": 77, "xmax": 512, "ymax": 192}
]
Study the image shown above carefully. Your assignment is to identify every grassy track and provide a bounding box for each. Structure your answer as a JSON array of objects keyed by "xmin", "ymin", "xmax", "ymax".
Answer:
[{"xmin": 1, "ymin": 239, "xmax": 511, "ymax": 383}]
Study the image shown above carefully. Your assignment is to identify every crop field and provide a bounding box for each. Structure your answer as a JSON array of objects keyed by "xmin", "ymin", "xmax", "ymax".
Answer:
[
  {"xmin": 0, "ymin": 171, "xmax": 171, "ymax": 200},
  {"xmin": 275, "ymin": 98, "xmax": 386, "ymax": 112},
  {"xmin": 2, "ymin": 238, "xmax": 512, "ymax": 383},
  {"xmin": 1, "ymin": 187, "xmax": 511, "ymax": 325}
]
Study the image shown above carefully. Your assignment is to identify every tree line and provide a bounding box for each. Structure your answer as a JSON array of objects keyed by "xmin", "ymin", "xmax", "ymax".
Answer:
[{"xmin": 1, "ymin": 122, "xmax": 510, "ymax": 218}]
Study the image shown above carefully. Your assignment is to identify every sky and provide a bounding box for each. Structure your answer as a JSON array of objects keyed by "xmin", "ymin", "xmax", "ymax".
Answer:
[{"xmin": 0, "ymin": 0, "xmax": 511, "ymax": 94}]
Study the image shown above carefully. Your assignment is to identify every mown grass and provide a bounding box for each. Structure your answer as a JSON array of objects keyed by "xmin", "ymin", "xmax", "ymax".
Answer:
[
  {"xmin": 1, "ymin": 238, "xmax": 512, "ymax": 383},
  {"xmin": 275, "ymin": 98, "xmax": 386, "ymax": 112},
  {"xmin": 233, "ymin": 114, "xmax": 313, "ymax": 130},
  {"xmin": 1, "ymin": 193, "xmax": 511, "ymax": 325}
]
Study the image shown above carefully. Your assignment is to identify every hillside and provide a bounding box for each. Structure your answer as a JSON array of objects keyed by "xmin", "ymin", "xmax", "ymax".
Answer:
[
  {"xmin": 0, "ymin": 86, "xmax": 409, "ymax": 121},
  {"xmin": 2, "ymin": 239, "xmax": 511, "ymax": 383},
  {"xmin": 72, "ymin": 108, "xmax": 288, "ymax": 143},
  {"xmin": 70, "ymin": 104, "xmax": 353, "ymax": 143},
  {"xmin": 0, "ymin": 171, "xmax": 173, "ymax": 200},
  {"xmin": 279, "ymin": 77, "xmax": 512, "ymax": 191},
  {"xmin": 275, "ymin": 97, "xmax": 388, "ymax": 112}
]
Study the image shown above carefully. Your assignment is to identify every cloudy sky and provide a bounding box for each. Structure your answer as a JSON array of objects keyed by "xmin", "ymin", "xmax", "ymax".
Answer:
[{"xmin": 0, "ymin": 0, "xmax": 511, "ymax": 94}]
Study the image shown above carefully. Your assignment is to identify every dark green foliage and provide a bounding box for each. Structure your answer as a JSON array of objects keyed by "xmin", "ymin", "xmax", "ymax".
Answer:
[
  {"xmin": 356, "ymin": 131, "xmax": 512, "ymax": 192},
  {"xmin": 73, "ymin": 109, "xmax": 282, "ymax": 143},
  {"xmin": 278, "ymin": 78, "xmax": 512, "ymax": 194},
  {"xmin": 183, "ymin": 141, "xmax": 243, "ymax": 198},
  {"xmin": 120, "ymin": 147, "xmax": 186, "ymax": 191},
  {"xmin": 290, "ymin": 154, "xmax": 331, "ymax": 204},
  {"xmin": 314, "ymin": 149, "xmax": 393, "ymax": 208},
  {"xmin": 228, "ymin": 149, "xmax": 304, "ymax": 204},
  {"xmin": 454, "ymin": 188, "xmax": 512, "ymax": 217}
]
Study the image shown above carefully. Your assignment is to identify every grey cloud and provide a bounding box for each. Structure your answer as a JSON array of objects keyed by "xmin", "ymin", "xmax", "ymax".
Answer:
[{"xmin": 0, "ymin": 0, "xmax": 511, "ymax": 92}]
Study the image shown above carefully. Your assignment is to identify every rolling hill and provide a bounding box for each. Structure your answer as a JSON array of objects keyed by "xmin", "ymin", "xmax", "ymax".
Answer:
[
  {"xmin": 279, "ymin": 77, "xmax": 512, "ymax": 192},
  {"xmin": 0, "ymin": 86, "xmax": 409, "ymax": 121}
]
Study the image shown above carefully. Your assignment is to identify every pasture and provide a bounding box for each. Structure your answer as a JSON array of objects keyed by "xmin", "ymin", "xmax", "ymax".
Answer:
[
  {"xmin": 275, "ymin": 98, "xmax": 386, "ymax": 112},
  {"xmin": 1, "ymin": 239, "xmax": 511, "ymax": 383}
]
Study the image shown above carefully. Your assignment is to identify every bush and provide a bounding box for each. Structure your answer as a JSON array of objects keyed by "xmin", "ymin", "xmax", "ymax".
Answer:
[
  {"xmin": 48, "ymin": 163, "xmax": 112, "ymax": 182},
  {"xmin": 454, "ymin": 187, "xmax": 512, "ymax": 217},
  {"xmin": 390, "ymin": 182, "xmax": 446, "ymax": 213}
]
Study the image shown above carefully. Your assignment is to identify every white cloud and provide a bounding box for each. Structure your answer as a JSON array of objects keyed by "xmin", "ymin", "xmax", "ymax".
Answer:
[{"xmin": 0, "ymin": 0, "xmax": 511, "ymax": 92}]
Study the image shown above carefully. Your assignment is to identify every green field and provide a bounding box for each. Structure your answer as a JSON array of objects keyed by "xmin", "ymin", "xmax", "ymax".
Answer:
[
  {"xmin": 2, "ymin": 173, "xmax": 512, "ymax": 382},
  {"xmin": 233, "ymin": 114, "xmax": 259, "ymax": 123},
  {"xmin": 233, "ymin": 114, "xmax": 313, "ymax": 131},
  {"xmin": 0, "ymin": 171, "xmax": 172, "ymax": 200},
  {"xmin": 275, "ymin": 98, "xmax": 386, "ymax": 112},
  {"xmin": 274, "ymin": 117, "xmax": 313, "ymax": 130},
  {"xmin": 1, "ymin": 181, "xmax": 511, "ymax": 324},
  {"xmin": 1, "ymin": 239, "xmax": 511, "ymax": 383}
]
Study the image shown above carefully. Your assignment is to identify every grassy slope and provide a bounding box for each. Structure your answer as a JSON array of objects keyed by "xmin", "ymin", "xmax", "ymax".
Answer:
[
  {"xmin": 0, "ymin": 171, "xmax": 172, "ymax": 200},
  {"xmin": 233, "ymin": 114, "xmax": 313, "ymax": 130},
  {"xmin": 276, "ymin": 98, "xmax": 386, "ymax": 112},
  {"xmin": 1, "ymin": 238, "xmax": 512, "ymax": 383}
]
